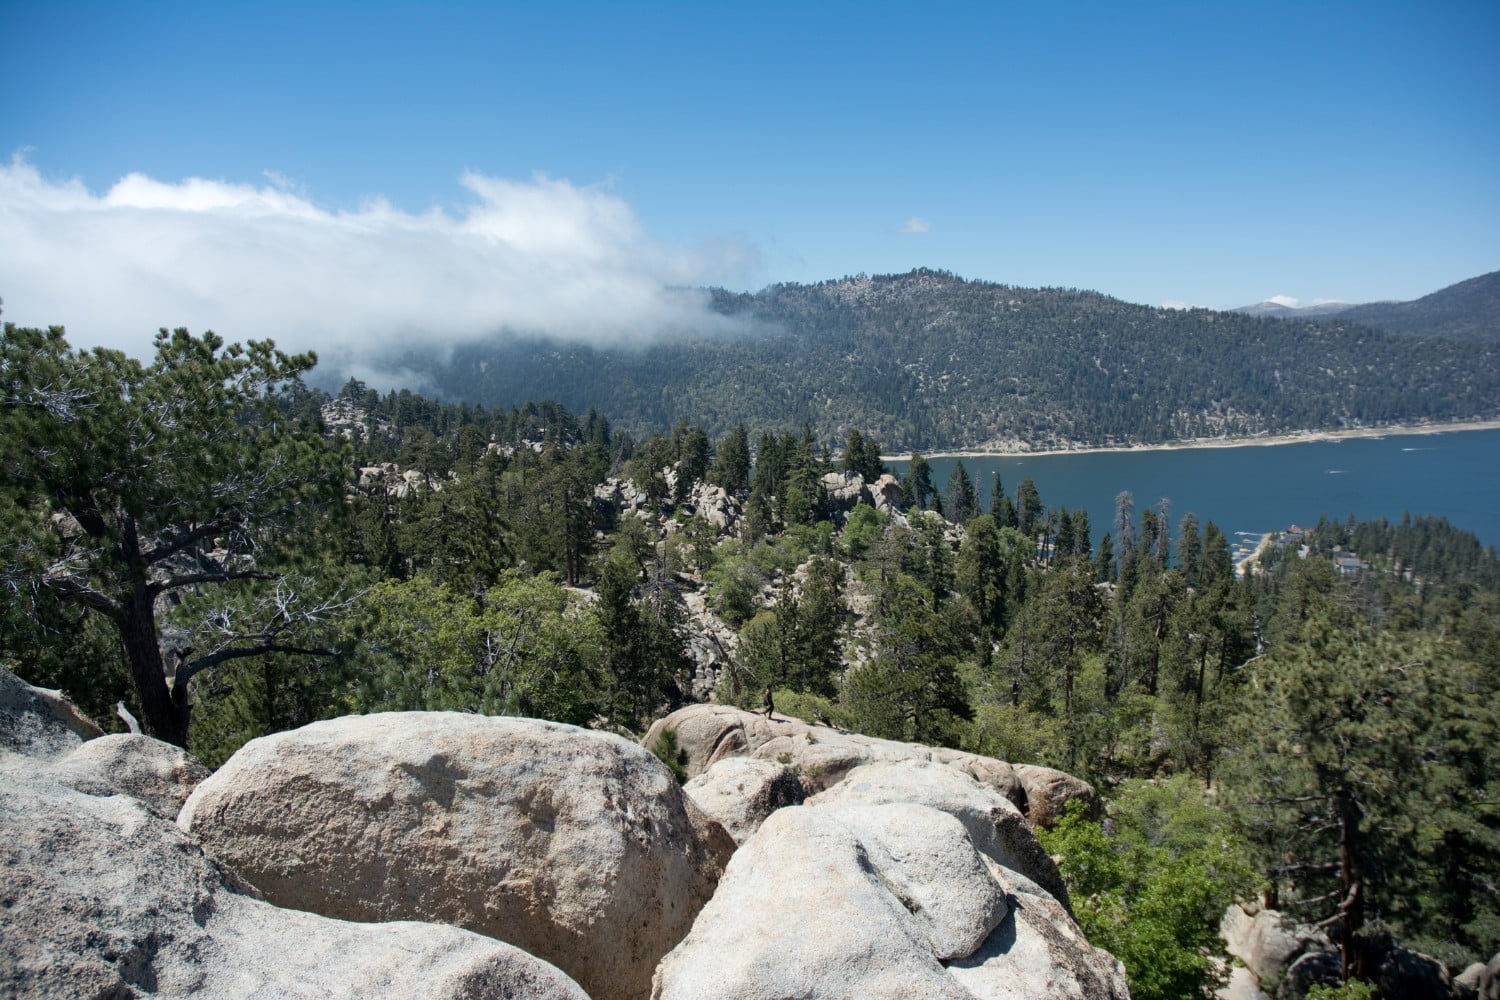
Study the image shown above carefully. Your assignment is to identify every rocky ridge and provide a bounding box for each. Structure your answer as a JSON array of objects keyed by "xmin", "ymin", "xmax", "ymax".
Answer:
[
  {"xmin": 0, "ymin": 669, "xmax": 587, "ymax": 1000},
  {"xmin": 3, "ymin": 667, "xmax": 1131, "ymax": 998},
  {"xmin": 1217, "ymin": 901, "xmax": 1485, "ymax": 1000}
]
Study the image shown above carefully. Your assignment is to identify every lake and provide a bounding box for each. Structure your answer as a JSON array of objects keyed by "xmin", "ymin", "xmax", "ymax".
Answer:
[{"xmin": 890, "ymin": 428, "xmax": 1500, "ymax": 557}]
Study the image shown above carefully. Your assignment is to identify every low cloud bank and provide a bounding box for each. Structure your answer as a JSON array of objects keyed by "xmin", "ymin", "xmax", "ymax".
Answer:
[{"xmin": 0, "ymin": 158, "xmax": 758, "ymax": 383}]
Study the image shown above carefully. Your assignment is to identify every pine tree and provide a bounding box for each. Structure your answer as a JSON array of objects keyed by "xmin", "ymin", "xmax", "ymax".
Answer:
[
  {"xmin": 1178, "ymin": 513, "xmax": 1202, "ymax": 587},
  {"xmin": 709, "ymin": 423, "xmax": 751, "ymax": 495},
  {"xmin": 672, "ymin": 423, "xmax": 711, "ymax": 502},
  {"xmin": 904, "ymin": 452, "xmax": 937, "ymax": 510},
  {"xmin": 1224, "ymin": 604, "xmax": 1492, "ymax": 981},
  {"xmin": 1016, "ymin": 479, "xmax": 1044, "ymax": 539},
  {"xmin": 844, "ymin": 571, "xmax": 972, "ymax": 745},
  {"xmin": 1095, "ymin": 531, "xmax": 1115, "ymax": 582},
  {"xmin": 956, "ymin": 514, "xmax": 1006, "ymax": 668},
  {"xmin": 0, "ymin": 326, "xmax": 346, "ymax": 747},
  {"xmin": 1201, "ymin": 522, "xmax": 1233, "ymax": 588},
  {"xmin": 842, "ymin": 429, "xmax": 867, "ymax": 476},
  {"xmin": 947, "ymin": 460, "xmax": 978, "ymax": 524}
]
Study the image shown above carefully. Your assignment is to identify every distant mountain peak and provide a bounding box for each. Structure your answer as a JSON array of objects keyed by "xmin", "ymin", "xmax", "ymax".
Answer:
[
  {"xmin": 1233, "ymin": 299, "xmax": 1352, "ymax": 318},
  {"xmin": 1230, "ymin": 270, "xmax": 1497, "ymax": 343}
]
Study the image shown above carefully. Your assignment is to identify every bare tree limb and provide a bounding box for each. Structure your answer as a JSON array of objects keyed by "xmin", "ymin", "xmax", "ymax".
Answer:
[
  {"xmin": 179, "ymin": 642, "xmax": 339, "ymax": 683},
  {"xmin": 115, "ymin": 701, "xmax": 142, "ymax": 734},
  {"xmin": 151, "ymin": 569, "xmax": 277, "ymax": 596}
]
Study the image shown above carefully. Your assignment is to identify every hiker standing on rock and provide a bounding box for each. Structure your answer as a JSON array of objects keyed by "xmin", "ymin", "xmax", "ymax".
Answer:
[{"xmin": 761, "ymin": 686, "xmax": 775, "ymax": 721}]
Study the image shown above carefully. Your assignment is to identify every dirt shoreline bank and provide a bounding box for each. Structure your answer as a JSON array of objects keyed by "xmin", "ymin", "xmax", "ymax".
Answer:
[{"xmin": 883, "ymin": 418, "xmax": 1500, "ymax": 462}]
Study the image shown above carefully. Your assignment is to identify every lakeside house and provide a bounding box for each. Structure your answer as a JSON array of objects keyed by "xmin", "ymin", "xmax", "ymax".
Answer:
[{"xmin": 1335, "ymin": 553, "xmax": 1370, "ymax": 576}]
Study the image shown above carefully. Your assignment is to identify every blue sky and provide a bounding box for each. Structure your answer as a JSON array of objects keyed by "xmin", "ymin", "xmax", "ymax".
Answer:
[{"xmin": 1, "ymin": 1, "xmax": 1496, "ymax": 361}]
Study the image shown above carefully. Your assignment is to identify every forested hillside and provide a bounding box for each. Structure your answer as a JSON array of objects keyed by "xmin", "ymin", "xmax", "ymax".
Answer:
[
  {"xmin": 1332, "ymin": 270, "xmax": 1500, "ymax": 343},
  {"xmin": 5, "ymin": 325, "xmax": 1497, "ymax": 998},
  {"xmin": 408, "ymin": 269, "xmax": 1500, "ymax": 451}
]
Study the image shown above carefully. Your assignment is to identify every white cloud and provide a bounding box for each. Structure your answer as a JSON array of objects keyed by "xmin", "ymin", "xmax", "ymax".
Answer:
[
  {"xmin": 1267, "ymin": 294, "xmax": 1300, "ymax": 308},
  {"xmin": 0, "ymin": 157, "xmax": 759, "ymax": 380},
  {"xmin": 901, "ymin": 216, "xmax": 930, "ymax": 235}
]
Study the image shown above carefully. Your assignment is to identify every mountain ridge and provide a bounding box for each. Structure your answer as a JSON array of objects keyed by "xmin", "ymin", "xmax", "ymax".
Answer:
[
  {"xmin": 361, "ymin": 267, "xmax": 1500, "ymax": 452},
  {"xmin": 1231, "ymin": 270, "xmax": 1499, "ymax": 342}
]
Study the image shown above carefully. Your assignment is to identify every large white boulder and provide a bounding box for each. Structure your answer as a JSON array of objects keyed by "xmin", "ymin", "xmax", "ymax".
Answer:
[
  {"xmin": 1012, "ymin": 762, "xmax": 1101, "ymax": 828},
  {"xmin": 52, "ymin": 732, "xmax": 211, "ymax": 819},
  {"xmin": 1219, "ymin": 902, "xmax": 1333, "ymax": 990},
  {"xmin": 945, "ymin": 863, "xmax": 1131, "ymax": 999},
  {"xmin": 683, "ymin": 755, "xmax": 805, "ymax": 844},
  {"xmin": 643, "ymin": 703, "xmax": 1030, "ymax": 806},
  {"xmin": 652, "ymin": 803, "xmax": 1000, "ymax": 999},
  {"xmin": 807, "ymin": 758, "xmax": 1071, "ymax": 911},
  {"xmin": 0, "ymin": 666, "xmax": 103, "ymax": 760},
  {"xmin": 0, "ymin": 754, "xmax": 587, "ymax": 999},
  {"xmin": 181, "ymin": 712, "xmax": 732, "ymax": 1000},
  {"xmin": 652, "ymin": 802, "xmax": 1129, "ymax": 999},
  {"xmin": 1456, "ymin": 952, "xmax": 1500, "ymax": 1000}
]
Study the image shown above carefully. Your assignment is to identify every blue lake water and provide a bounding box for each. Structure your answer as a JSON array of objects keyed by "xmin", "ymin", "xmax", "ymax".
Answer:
[{"xmin": 891, "ymin": 428, "xmax": 1500, "ymax": 554}]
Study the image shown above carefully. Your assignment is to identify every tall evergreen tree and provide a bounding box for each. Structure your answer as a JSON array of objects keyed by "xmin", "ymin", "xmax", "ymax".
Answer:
[
  {"xmin": 1224, "ymin": 596, "xmax": 1493, "ymax": 981},
  {"xmin": 0, "ymin": 326, "xmax": 346, "ymax": 747},
  {"xmin": 947, "ymin": 460, "xmax": 978, "ymax": 525},
  {"xmin": 671, "ymin": 423, "xmax": 712, "ymax": 503},
  {"xmin": 1073, "ymin": 509, "xmax": 1092, "ymax": 559},
  {"xmin": 1114, "ymin": 491, "xmax": 1137, "ymax": 568},
  {"xmin": 842, "ymin": 429, "xmax": 867, "ymax": 476},
  {"xmin": 709, "ymin": 423, "xmax": 751, "ymax": 494},
  {"xmin": 904, "ymin": 452, "xmax": 938, "ymax": 510},
  {"xmin": 1178, "ymin": 513, "xmax": 1202, "ymax": 587},
  {"xmin": 1095, "ymin": 531, "xmax": 1115, "ymax": 582},
  {"xmin": 844, "ymin": 571, "xmax": 972, "ymax": 746},
  {"xmin": 1155, "ymin": 497, "xmax": 1172, "ymax": 567},
  {"xmin": 1016, "ymin": 478, "xmax": 1044, "ymax": 538},
  {"xmin": 1201, "ymin": 522, "xmax": 1234, "ymax": 588},
  {"xmin": 858, "ymin": 433, "xmax": 886, "ymax": 483},
  {"xmin": 956, "ymin": 514, "xmax": 1006, "ymax": 669}
]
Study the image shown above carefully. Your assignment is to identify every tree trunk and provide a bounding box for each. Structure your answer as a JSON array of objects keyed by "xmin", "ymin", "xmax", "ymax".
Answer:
[
  {"xmin": 119, "ymin": 589, "xmax": 189, "ymax": 748},
  {"xmin": 1337, "ymin": 785, "xmax": 1365, "ymax": 982}
]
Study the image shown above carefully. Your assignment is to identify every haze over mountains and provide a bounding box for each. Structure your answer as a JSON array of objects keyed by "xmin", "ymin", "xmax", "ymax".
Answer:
[{"xmin": 354, "ymin": 269, "xmax": 1500, "ymax": 453}]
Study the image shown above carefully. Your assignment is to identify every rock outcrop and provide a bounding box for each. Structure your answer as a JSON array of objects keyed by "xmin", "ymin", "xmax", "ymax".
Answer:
[
  {"xmin": 652, "ymin": 802, "xmax": 1128, "ymax": 999},
  {"xmin": 683, "ymin": 756, "xmax": 806, "ymax": 844},
  {"xmin": 642, "ymin": 703, "xmax": 1091, "ymax": 827},
  {"xmin": 1456, "ymin": 953, "xmax": 1500, "ymax": 999},
  {"xmin": 1219, "ymin": 902, "xmax": 1471, "ymax": 1000},
  {"xmin": 355, "ymin": 461, "xmax": 439, "ymax": 498},
  {"xmin": 870, "ymin": 472, "xmax": 907, "ymax": 514},
  {"xmin": 1220, "ymin": 902, "xmax": 1318, "ymax": 990},
  {"xmin": 2, "ymin": 762, "xmax": 587, "ymax": 999},
  {"xmin": 806, "ymin": 758, "xmax": 1071, "ymax": 911},
  {"xmin": 1, "ymin": 666, "xmax": 104, "ymax": 759},
  {"xmin": 677, "ymin": 480, "xmax": 741, "ymax": 532},
  {"xmin": 0, "ymin": 669, "xmax": 587, "ymax": 1000},
  {"xmin": 678, "ymin": 589, "xmax": 738, "ymax": 700},
  {"xmin": 819, "ymin": 470, "xmax": 875, "ymax": 516},
  {"xmin": 52, "ymin": 732, "xmax": 211, "ymax": 819},
  {"xmin": 181, "ymin": 712, "xmax": 733, "ymax": 1000},
  {"xmin": 1012, "ymin": 762, "xmax": 1102, "ymax": 827},
  {"xmin": 648, "ymin": 705, "xmax": 1125, "ymax": 997},
  {"xmin": 1, "ymin": 665, "xmax": 1138, "ymax": 1000}
]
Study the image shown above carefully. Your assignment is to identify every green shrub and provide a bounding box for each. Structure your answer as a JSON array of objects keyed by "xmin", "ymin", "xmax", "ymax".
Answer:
[{"xmin": 650, "ymin": 728, "xmax": 689, "ymax": 784}]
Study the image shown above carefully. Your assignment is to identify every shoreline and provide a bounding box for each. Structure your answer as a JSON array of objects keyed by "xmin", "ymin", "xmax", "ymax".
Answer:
[
  {"xmin": 1234, "ymin": 532, "xmax": 1277, "ymax": 578},
  {"xmin": 883, "ymin": 418, "xmax": 1500, "ymax": 462}
]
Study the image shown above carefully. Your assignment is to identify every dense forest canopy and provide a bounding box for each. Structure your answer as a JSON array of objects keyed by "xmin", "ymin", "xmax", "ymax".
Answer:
[
  {"xmin": 371, "ymin": 269, "xmax": 1500, "ymax": 452},
  {"xmin": 4, "ymin": 324, "xmax": 1497, "ymax": 998}
]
